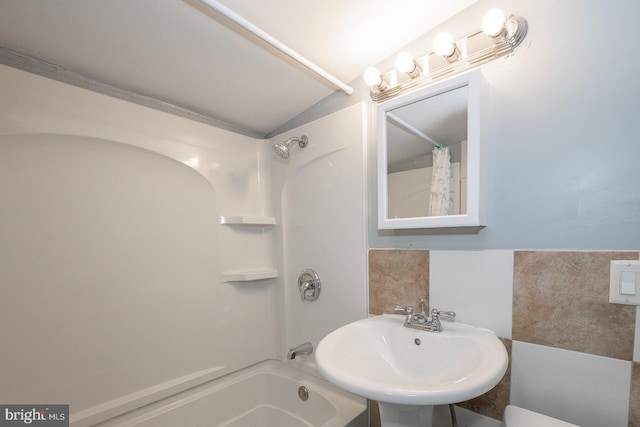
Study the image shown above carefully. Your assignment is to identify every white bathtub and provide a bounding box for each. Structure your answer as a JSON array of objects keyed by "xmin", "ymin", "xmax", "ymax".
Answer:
[{"xmin": 94, "ymin": 360, "xmax": 367, "ymax": 427}]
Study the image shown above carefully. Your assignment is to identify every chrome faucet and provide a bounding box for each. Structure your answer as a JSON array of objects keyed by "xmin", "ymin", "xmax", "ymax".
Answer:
[
  {"xmin": 287, "ymin": 341, "xmax": 314, "ymax": 360},
  {"xmin": 394, "ymin": 300, "xmax": 456, "ymax": 332}
]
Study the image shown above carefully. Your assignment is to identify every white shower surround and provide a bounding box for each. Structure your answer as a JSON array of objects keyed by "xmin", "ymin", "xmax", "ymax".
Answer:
[
  {"xmin": 270, "ymin": 102, "xmax": 369, "ymax": 358},
  {"xmin": 0, "ymin": 64, "xmax": 367, "ymax": 424}
]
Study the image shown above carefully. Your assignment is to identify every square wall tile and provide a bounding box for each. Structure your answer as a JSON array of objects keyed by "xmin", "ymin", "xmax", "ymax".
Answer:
[
  {"xmin": 635, "ymin": 307, "xmax": 640, "ymax": 362},
  {"xmin": 368, "ymin": 249, "xmax": 429, "ymax": 315},
  {"xmin": 430, "ymin": 250, "xmax": 514, "ymax": 338},
  {"xmin": 458, "ymin": 338, "xmax": 512, "ymax": 420},
  {"xmin": 513, "ymin": 251, "xmax": 637, "ymax": 360},
  {"xmin": 630, "ymin": 362, "xmax": 640, "ymax": 427},
  {"xmin": 511, "ymin": 340, "xmax": 631, "ymax": 427}
]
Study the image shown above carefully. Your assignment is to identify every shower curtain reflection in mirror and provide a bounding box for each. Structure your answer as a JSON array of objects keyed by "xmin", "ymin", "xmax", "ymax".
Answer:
[{"xmin": 428, "ymin": 146, "xmax": 453, "ymax": 216}]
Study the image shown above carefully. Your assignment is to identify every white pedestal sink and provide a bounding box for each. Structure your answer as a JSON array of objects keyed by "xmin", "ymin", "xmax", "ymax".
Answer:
[{"xmin": 315, "ymin": 314, "xmax": 508, "ymax": 427}]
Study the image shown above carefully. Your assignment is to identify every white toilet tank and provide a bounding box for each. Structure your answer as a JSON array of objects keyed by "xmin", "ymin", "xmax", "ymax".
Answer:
[{"xmin": 501, "ymin": 405, "xmax": 580, "ymax": 427}]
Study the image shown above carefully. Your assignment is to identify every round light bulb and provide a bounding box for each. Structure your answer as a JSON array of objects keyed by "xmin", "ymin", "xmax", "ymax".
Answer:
[
  {"xmin": 363, "ymin": 67, "xmax": 382, "ymax": 87},
  {"xmin": 395, "ymin": 52, "xmax": 415, "ymax": 73},
  {"xmin": 433, "ymin": 32, "xmax": 455, "ymax": 57},
  {"xmin": 482, "ymin": 8, "xmax": 506, "ymax": 37}
]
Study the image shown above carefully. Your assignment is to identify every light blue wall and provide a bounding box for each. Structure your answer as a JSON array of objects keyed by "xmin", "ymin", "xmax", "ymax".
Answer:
[{"xmin": 273, "ymin": 0, "xmax": 640, "ymax": 250}]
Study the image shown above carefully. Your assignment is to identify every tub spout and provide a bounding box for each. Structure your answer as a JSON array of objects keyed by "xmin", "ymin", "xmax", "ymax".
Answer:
[{"xmin": 287, "ymin": 341, "xmax": 313, "ymax": 360}]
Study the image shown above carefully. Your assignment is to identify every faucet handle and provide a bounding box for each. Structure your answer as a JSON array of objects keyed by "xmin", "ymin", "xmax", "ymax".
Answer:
[
  {"xmin": 394, "ymin": 305, "xmax": 413, "ymax": 314},
  {"xmin": 431, "ymin": 308, "xmax": 456, "ymax": 320}
]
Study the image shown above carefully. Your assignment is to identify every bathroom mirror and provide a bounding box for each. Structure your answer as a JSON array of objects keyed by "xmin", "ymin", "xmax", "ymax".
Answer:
[{"xmin": 377, "ymin": 70, "xmax": 485, "ymax": 229}]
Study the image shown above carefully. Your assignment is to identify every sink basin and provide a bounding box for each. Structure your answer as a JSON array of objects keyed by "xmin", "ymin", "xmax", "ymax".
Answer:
[{"xmin": 315, "ymin": 314, "xmax": 508, "ymax": 406}]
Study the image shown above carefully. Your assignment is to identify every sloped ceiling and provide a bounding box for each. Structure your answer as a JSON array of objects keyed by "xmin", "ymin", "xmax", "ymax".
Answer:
[{"xmin": 0, "ymin": 0, "xmax": 476, "ymax": 137}]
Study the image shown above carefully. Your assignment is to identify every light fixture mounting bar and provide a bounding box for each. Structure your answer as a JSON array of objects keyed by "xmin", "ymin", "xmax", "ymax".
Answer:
[{"xmin": 368, "ymin": 11, "xmax": 528, "ymax": 103}]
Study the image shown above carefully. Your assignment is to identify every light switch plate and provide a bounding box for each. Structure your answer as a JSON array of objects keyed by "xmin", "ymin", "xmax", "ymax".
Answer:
[{"xmin": 609, "ymin": 260, "xmax": 640, "ymax": 305}]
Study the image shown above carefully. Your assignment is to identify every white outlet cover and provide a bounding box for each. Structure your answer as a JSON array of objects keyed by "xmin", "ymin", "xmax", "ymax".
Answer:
[{"xmin": 609, "ymin": 260, "xmax": 640, "ymax": 305}]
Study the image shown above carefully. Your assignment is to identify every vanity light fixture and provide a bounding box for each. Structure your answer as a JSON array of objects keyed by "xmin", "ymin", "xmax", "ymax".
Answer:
[
  {"xmin": 363, "ymin": 67, "xmax": 389, "ymax": 92},
  {"xmin": 364, "ymin": 8, "xmax": 528, "ymax": 102},
  {"xmin": 433, "ymin": 32, "xmax": 460, "ymax": 62},
  {"xmin": 481, "ymin": 8, "xmax": 507, "ymax": 38},
  {"xmin": 395, "ymin": 52, "xmax": 422, "ymax": 79},
  {"xmin": 482, "ymin": 8, "xmax": 528, "ymax": 49}
]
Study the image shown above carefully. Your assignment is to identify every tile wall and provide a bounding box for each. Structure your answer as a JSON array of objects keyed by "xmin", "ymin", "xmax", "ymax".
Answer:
[{"xmin": 368, "ymin": 249, "xmax": 640, "ymax": 427}]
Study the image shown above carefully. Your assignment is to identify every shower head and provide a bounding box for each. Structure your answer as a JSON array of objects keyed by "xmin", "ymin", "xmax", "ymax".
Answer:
[
  {"xmin": 272, "ymin": 141, "xmax": 290, "ymax": 159},
  {"xmin": 272, "ymin": 135, "xmax": 308, "ymax": 159}
]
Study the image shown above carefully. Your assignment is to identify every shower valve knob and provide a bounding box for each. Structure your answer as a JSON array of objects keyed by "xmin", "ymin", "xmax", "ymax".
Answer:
[{"xmin": 298, "ymin": 268, "xmax": 321, "ymax": 302}]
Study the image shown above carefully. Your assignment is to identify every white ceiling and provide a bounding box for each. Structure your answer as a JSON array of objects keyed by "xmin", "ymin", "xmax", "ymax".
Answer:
[{"xmin": 0, "ymin": 0, "xmax": 476, "ymax": 137}]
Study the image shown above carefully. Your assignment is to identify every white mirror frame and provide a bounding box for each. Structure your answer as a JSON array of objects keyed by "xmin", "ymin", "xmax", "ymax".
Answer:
[{"xmin": 377, "ymin": 70, "xmax": 485, "ymax": 229}]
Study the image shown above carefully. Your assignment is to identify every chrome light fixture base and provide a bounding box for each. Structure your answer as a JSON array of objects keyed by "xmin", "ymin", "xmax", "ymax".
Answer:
[{"xmin": 368, "ymin": 12, "xmax": 528, "ymax": 103}]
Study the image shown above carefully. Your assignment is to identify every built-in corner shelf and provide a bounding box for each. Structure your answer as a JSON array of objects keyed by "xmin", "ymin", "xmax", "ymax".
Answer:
[
  {"xmin": 218, "ymin": 214, "xmax": 278, "ymax": 283},
  {"xmin": 222, "ymin": 268, "xmax": 279, "ymax": 282},
  {"xmin": 219, "ymin": 215, "xmax": 276, "ymax": 225}
]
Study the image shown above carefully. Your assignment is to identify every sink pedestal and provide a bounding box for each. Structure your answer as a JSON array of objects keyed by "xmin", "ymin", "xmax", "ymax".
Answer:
[{"xmin": 379, "ymin": 402, "xmax": 434, "ymax": 427}]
